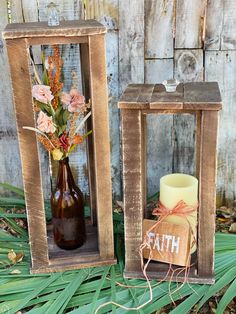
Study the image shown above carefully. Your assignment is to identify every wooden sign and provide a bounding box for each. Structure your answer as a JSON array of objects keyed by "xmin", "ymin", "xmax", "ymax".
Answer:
[{"xmin": 142, "ymin": 219, "xmax": 191, "ymax": 267}]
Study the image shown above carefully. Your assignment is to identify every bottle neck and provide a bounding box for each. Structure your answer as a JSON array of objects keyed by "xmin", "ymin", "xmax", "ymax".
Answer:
[{"xmin": 57, "ymin": 157, "xmax": 76, "ymax": 190}]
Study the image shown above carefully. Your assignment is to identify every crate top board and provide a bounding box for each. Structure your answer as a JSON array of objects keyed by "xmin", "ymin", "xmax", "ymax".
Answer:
[
  {"xmin": 2, "ymin": 19, "xmax": 106, "ymax": 40},
  {"xmin": 118, "ymin": 82, "xmax": 222, "ymax": 111}
]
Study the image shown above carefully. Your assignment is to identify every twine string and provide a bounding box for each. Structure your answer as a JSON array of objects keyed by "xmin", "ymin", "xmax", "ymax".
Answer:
[
  {"xmin": 95, "ymin": 200, "xmax": 198, "ymax": 313},
  {"xmin": 139, "ymin": 200, "xmax": 198, "ymax": 305}
]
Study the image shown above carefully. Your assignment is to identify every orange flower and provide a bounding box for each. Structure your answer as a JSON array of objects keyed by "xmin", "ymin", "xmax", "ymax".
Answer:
[{"xmin": 72, "ymin": 134, "xmax": 83, "ymax": 145}]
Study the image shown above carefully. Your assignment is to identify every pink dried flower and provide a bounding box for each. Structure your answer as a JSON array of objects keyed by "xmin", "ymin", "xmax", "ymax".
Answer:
[
  {"xmin": 32, "ymin": 85, "xmax": 54, "ymax": 104},
  {"xmin": 60, "ymin": 88, "xmax": 85, "ymax": 113},
  {"xmin": 37, "ymin": 111, "xmax": 56, "ymax": 133}
]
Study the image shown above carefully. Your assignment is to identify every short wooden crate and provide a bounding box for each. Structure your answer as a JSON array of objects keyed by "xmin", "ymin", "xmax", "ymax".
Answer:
[
  {"xmin": 3, "ymin": 20, "xmax": 116, "ymax": 273},
  {"xmin": 118, "ymin": 82, "xmax": 222, "ymax": 284}
]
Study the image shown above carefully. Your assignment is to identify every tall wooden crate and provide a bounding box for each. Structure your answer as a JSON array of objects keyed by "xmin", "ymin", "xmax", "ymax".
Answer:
[
  {"xmin": 118, "ymin": 82, "xmax": 222, "ymax": 284},
  {"xmin": 3, "ymin": 20, "xmax": 116, "ymax": 273}
]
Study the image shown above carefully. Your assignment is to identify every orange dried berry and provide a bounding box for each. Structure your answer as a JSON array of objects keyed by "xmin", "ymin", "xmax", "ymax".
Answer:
[{"xmin": 72, "ymin": 134, "xmax": 83, "ymax": 145}]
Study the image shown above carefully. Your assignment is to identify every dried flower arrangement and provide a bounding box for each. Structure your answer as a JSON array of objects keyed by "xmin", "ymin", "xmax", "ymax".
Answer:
[{"xmin": 24, "ymin": 45, "xmax": 91, "ymax": 160}]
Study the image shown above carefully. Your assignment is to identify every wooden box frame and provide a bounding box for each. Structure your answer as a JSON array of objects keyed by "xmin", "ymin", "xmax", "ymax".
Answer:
[
  {"xmin": 118, "ymin": 82, "xmax": 222, "ymax": 284},
  {"xmin": 3, "ymin": 20, "xmax": 116, "ymax": 273}
]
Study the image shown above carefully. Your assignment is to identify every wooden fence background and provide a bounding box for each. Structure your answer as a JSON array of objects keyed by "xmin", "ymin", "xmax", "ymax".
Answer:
[{"xmin": 0, "ymin": 0, "xmax": 236, "ymax": 206}]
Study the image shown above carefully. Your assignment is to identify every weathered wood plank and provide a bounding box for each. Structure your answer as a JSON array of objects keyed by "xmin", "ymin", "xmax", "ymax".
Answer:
[
  {"xmin": 85, "ymin": 0, "xmax": 121, "ymax": 198},
  {"xmin": 184, "ymin": 82, "xmax": 222, "ymax": 108},
  {"xmin": 173, "ymin": 49, "xmax": 203, "ymax": 177},
  {"xmin": 145, "ymin": 0, "xmax": 174, "ymax": 58},
  {"xmin": 88, "ymin": 34, "xmax": 114, "ymax": 258},
  {"xmin": 3, "ymin": 20, "xmax": 106, "ymax": 39},
  {"xmin": 205, "ymin": 0, "xmax": 223, "ymax": 50},
  {"xmin": 150, "ymin": 84, "xmax": 184, "ymax": 108},
  {"xmin": 175, "ymin": 0, "xmax": 206, "ymax": 48},
  {"xmin": 37, "ymin": 0, "xmax": 83, "ymax": 21},
  {"xmin": 122, "ymin": 109, "xmax": 143, "ymax": 271},
  {"xmin": 174, "ymin": 49, "xmax": 203, "ymax": 82},
  {"xmin": 145, "ymin": 59, "xmax": 173, "ymax": 84},
  {"xmin": 22, "ymin": 0, "xmax": 38, "ymax": 22},
  {"xmin": 145, "ymin": 61, "xmax": 174, "ymax": 197},
  {"xmin": 10, "ymin": 1, "xmax": 24, "ymax": 23},
  {"xmin": 221, "ymin": 0, "xmax": 236, "ymax": 49},
  {"xmin": 0, "ymin": 0, "xmax": 23, "ymax": 195},
  {"xmin": 85, "ymin": 0, "xmax": 118, "ymax": 29},
  {"xmin": 119, "ymin": 0, "xmax": 144, "ymax": 94},
  {"xmin": 205, "ymin": 51, "xmax": 236, "ymax": 205},
  {"xmin": 106, "ymin": 31, "xmax": 121, "ymax": 198},
  {"xmin": 6, "ymin": 38, "xmax": 49, "ymax": 268},
  {"xmin": 198, "ymin": 110, "xmax": 218, "ymax": 277}
]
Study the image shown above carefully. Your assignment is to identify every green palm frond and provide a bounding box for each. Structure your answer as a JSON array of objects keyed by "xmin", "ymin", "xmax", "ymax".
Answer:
[{"xmin": 0, "ymin": 185, "xmax": 236, "ymax": 313}]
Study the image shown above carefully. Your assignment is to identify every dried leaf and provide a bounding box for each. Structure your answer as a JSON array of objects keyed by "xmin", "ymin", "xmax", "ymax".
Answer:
[
  {"xmin": 229, "ymin": 223, "xmax": 236, "ymax": 233},
  {"xmin": 7, "ymin": 250, "xmax": 24, "ymax": 264},
  {"xmin": 8, "ymin": 249, "xmax": 16, "ymax": 263},
  {"xmin": 10, "ymin": 269, "xmax": 21, "ymax": 274}
]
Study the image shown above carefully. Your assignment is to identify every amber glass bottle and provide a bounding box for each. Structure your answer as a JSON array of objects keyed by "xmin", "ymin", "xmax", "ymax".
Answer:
[{"xmin": 51, "ymin": 157, "xmax": 86, "ymax": 250}]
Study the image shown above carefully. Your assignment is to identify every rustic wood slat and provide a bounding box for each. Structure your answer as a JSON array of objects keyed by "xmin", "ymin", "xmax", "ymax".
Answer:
[
  {"xmin": 205, "ymin": 51, "xmax": 236, "ymax": 206},
  {"xmin": 6, "ymin": 38, "xmax": 49, "ymax": 268},
  {"xmin": 84, "ymin": 0, "xmax": 121, "ymax": 200},
  {"xmin": 175, "ymin": 0, "xmax": 206, "ymax": 49},
  {"xmin": 174, "ymin": 49, "xmax": 203, "ymax": 82},
  {"xmin": 142, "ymin": 113, "xmax": 147, "ymax": 216},
  {"xmin": 88, "ymin": 34, "xmax": 114, "ymax": 259},
  {"xmin": 28, "ymin": 36, "xmax": 88, "ymax": 45},
  {"xmin": 21, "ymin": 0, "xmax": 38, "ymax": 22},
  {"xmin": 221, "ymin": 0, "xmax": 236, "ymax": 49},
  {"xmin": 119, "ymin": 84, "xmax": 144, "ymax": 102},
  {"xmin": 184, "ymin": 82, "xmax": 222, "ymax": 109},
  {"xmin": 3, "ymin": 20, "xmax": 106, "ymax": 39},
  {"xmin": 145, "ymin": 59, "xmax": 174, "ymax": 84},
  {"xmin": 137, "ymin": 84, "xmax": 155, "ymax": 103},
  {"xmin": 122, "ymin": 109, "xmax": 143, "ymax": 272},
  {"xmin": 85, "ymin": 0, "xmax": 118, "ymax": 30},
  {"xmin": 150, "ymin": 84, "xmax": 184, "ymax": 109},
  {"xmin": 205, "ymin": 0, "xmax": 223, "ymax": 50},
  {"xmin": 145, "ymin": 0, "xmax": 174, "ymax": 58},
  {"xmin": 10, "ymin": 1, "xmax": 23, "ymax": 23},
  {"xmin": 119, "ymin": 0, "xmax": 144, "ymax": 94},
  {"xmin": 0, "ymin": 0, "xmax": 23, "ymax": 195},
  {"xmin": 105, "ymin": 30, "xmax": 121, "ymax": 198},
  {"xmin": 198, "ymin": 110, "xmax": 219, "ymax": 277},
  {"xmin": 195, "ymin": 111, "xmax": 202, "ymax": 179},
  {"xmin": 32, "ymin": 257, "xmax": 116, "ymax": 274},
  {"xmin": 118, "ymin": 83, "xmax": 222, "ymax": 110}
]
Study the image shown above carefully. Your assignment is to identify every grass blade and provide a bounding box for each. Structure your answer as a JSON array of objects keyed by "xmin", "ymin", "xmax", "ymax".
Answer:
[
  {"xmin": 45, "ymin": 271, "xmax": 87, "ymax": 314},
  {"xmin": 169, "ymin": 285, "xmax": 209, "ymax": 314},
  {"xmin": 9, "ymin": 273, "xmax": 61, "ymax": 314},
  {"xmin": 90, "ymin": 266, "xmax": 111, "ymax": 314},
  {"xmin": 197, "ymin": 264, "xmax": 236, "ymax": 310},
  {"xmin": 0, "ymin": 183, "xmax": 24, "ymax": 198},
  {"xmin": 216, "ymin": 277, "xmax": 236, "ymax": 314},
  {"xmin": 110, "ymin": 266, "xmax": 116, "ymax": 314}
]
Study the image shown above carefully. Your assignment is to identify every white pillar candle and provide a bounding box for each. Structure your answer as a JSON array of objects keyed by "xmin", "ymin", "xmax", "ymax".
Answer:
[{"xmin": 159, "ymin": 173, "xmax": 198, "ymax": 253}]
